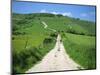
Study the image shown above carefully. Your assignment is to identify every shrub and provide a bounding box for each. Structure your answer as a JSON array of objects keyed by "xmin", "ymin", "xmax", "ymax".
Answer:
[
  {"xmin": 43, "ymin": 37, "xmax": 53, "ymax": 44},
  {"xmin": 50, "ymin": 33, "xmax": 57, "ymax": 38},
  {"xmin": 13, "ymin": 31, "xmax": 26, "ymax": 35}
]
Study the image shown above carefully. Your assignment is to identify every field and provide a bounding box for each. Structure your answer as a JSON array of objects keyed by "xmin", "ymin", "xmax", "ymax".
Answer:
[
  {"xmin": 62, "ymin": 33, "xmax": 96, "ymax": 69},
  {"xmin": 12, "ymin": 13, "xmax": 57, "ymax": 73},
  {"xmin": 12, "ymin": 13, "xmax": 96, "ymax": 73}
]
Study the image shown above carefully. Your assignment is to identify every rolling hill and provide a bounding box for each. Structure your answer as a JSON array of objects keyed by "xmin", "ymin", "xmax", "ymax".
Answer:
[{"xmin": 12, "ymin": 13, "xmax": 96, "ymax": 73}]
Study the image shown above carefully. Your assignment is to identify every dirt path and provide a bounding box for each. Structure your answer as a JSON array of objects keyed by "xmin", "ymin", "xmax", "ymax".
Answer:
[
  {"xmin": 41, "ymin": 21, "xmax": 56, "ymax": 32},
  {"xmin": 26, "ymin": 34, "xmax": 82, "ymax": 73},
  {"xmin": 41, "ymin": 21, "xmax": 48, "ymax": 29}
]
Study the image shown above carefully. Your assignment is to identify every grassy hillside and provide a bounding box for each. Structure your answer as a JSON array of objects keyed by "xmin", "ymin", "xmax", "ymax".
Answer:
[
  {"xmin": 12, "ymin": 13, "xmax": 96, "ymax": 36},
  {"xmin": 12, "ymin": 13, "xmax": 96, "ymax": 73},
  {"xmin": 12, "ymin": 13, "xmax": 57, "ymax": 73},
  {"xmin": 62, "ymin": 33, "xmax": 96, "ymax": 69}
]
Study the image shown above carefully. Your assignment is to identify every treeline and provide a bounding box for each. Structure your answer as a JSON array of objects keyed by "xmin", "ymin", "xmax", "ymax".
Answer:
[
  {"xmin": 66, "ymin": 29, "xmax": 95, "ymax": 36},
  {"xmin": 13, "ymin": 13, "xmax": 64, "ymax": 19},
  {"xmin": 12, "ymin": 18, "xmax": 32, "ymax": 33},
  {"xmin": 59, "ymin": 29, "xmax": 95, "ymax": 36}
]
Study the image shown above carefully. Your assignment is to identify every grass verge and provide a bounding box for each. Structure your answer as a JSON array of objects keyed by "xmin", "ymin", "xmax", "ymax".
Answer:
[
  {"xmin": 62, "ymin": 33, "xmax": 96, "ymax": 69},
  {"xmin": 13, "ymin": 36, "xmax": 56, "ymax": 73}
]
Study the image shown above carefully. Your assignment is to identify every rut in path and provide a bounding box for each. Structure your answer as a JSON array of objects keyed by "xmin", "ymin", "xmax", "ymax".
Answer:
[{"xmin": 26, "ymin": 34, "xmax": 82, "ymax": 73}]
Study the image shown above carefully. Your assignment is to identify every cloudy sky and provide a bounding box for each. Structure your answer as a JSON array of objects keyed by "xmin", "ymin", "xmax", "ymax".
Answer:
[{"xmin": 12, "ymin": 1, "xmax": 96, "ymax": 22}]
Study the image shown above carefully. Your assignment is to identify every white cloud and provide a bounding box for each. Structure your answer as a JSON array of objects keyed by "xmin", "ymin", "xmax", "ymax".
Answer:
[
  {"xmin": 51, "ymin": 12, "xmax": 73, "ymax": 17},
  {"xmin": 40, "ymin": 10, "xmax": 73, "ymax": 17},
  {"xmin": 40, "ymin": 9, "xmax": 47, "ymax": 13},
  {"xmin": 62, "ymin": 12, "xmax": 73, "ymax": 17},
  {"xmin": 51, "ymin": 11, "xmax": 59, "ymax": 15}
]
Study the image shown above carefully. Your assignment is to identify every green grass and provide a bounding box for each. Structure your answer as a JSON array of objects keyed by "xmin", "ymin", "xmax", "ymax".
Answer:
[
  {"xmin": 12, "ymin": 34, "xmax": 46, "ymax": 52},
  {"xmin": 12, "ymin": 13, "xmax": 96, "ymax": 73},
  {"xmin": 13, "ymin": 39, "xmax": 56, "ymax": 73},
  {"xmin": 39, "ymin": 16, "xmax": 95, "ymax": 36},
  {"xmin": 62, "ymin": 33, "xmax": 96, "ymax": 69},
  {"xmin": 12, "ymin": 14, "xmax": 57, "ymax": 73}
]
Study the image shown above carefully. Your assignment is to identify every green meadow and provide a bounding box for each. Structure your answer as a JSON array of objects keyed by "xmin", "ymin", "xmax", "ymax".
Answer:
[
  {"xmin": 62, "ymin": 33, "xmax": 96, "ymax": 69},
  {"xmin": 12, "ymin": 13, "xmax": 96, "ymax": 73}
]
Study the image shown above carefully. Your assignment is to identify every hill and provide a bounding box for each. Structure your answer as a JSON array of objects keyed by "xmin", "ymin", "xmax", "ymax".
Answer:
[{"xmin": 12, "ymin": 13, "xmax": 96, "ymax": 73}]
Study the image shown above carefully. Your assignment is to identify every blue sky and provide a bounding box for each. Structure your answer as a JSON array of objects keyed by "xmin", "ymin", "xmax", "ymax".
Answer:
[{"xmin": 12, "ymin": 1, "xmax": 96, "ymax": 22}]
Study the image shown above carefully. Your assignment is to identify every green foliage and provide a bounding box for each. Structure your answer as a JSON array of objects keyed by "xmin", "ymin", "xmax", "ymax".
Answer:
[
  {"xmin": 50, "ymin": 33, "xmax": 58, "ymax": 38},
  {"xmin": 71, "ymin": 19, "xmax": 96, "ymax": 36},
  {"xmin": 12, "ymin": 13, "xmax": 96, "ymax": 73},
  {"xmin": 62, "ymin": 33, "xmax": 96, "ymax": 69},
  {"xmin": 12, "ymin": 13, "xmax": 96, "ymax": 36},
  {"xmin": 13, "ymin": 37, "xmax": 56, "ymax": 73}
]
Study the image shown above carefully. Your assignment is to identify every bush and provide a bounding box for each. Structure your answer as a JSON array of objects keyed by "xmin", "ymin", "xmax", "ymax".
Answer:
[
  {"xmin": 13, "ymin": 38, "xmax": 56, "ymax": 73},
  {"xmin": 50, "ymin": 33, "xmax": 57, "ymax": 38},
  {"xmin": 66, "ymin": 29, "xmax": 86, "ymax": 36},
  {"xmin": 43, "ymin": 37, "xmax": 53, "ymax": 44},
  {"xmin": 13, "ymin": 47, "xmax": 41, "ymax": 73},
  {"xmin": 13, "ymin": 31, "xmax": 26, "ymax": 35}
]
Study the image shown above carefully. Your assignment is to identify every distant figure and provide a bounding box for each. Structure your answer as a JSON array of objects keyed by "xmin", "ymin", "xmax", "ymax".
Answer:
[
  {"xmin": 58, "ymin": 48, "xmax": 60, "ymax": 51},
  {"xmin": 55, "ymin": 55, "xmax": 57, "ymax": 57},
  {"xmin": 60, "ymin": 39, "xmax": 62, "ymax": 42},
  {"xmin": 57, "ymin": 34, "xmax": 61, "ymax": 51},
  {"xmin": 57, "ymin": 41, "xmax": 60, "ymax": 51}
]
